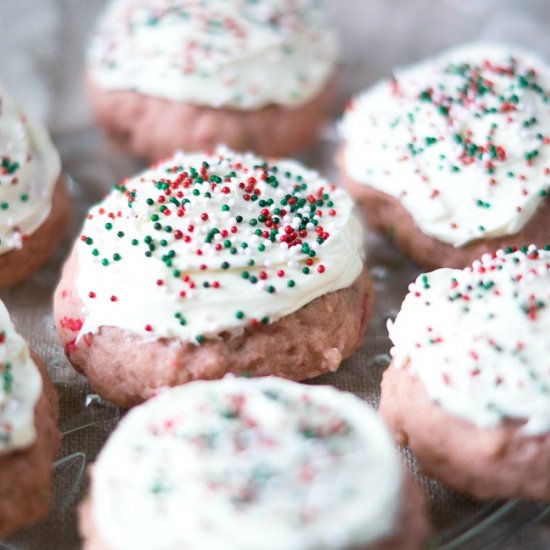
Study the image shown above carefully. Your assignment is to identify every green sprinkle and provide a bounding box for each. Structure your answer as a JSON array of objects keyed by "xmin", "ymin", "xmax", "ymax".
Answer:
[{"xmin": 421, "ymin": 275, "xmax": 430, "ymax": 289}]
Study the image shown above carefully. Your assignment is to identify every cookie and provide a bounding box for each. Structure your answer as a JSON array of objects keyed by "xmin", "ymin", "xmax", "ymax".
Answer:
[
  {"xmin": 86, "ymin": 0, "xmax": 337, "ymax": 160},
  {"xmin": 379, "ymin": 245, "xmax": 550, "ymax": 500},
  {"xmin": 54, "ymin": 148, "xmax": 372, "ymax": 407},
  {"xmin": 0, "ymin": 300, "xmax": 61, "ymax": 538},
  {"xmin": 338, "ymin": 43, "xmax": 550, "ymax": 269},
  {"xmin": 0, "ymin": 81, "xmax": 71, "ymax": 288},
  {"xmin": 79, "ymin": 377, "xmax": 429, "ymax": 550}
]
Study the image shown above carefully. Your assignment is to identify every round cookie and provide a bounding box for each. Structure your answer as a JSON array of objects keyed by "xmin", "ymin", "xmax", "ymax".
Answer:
[
  {"xmin": 86, "ymin": 0, "xmax": 337, "ymax": 160},
  {"xmin": 0, "ymin": 300, "xmax": 61, "ymax": 538},
  {"xmin": 0, "ymin": 82, "xmax": 71, "ymax": 288},
  {"xmin": 379, "ymin": 245, "xmax": 550, "ymax": 500},
  {"xmin": 338, "ymin": 43, "xmax": 550, "ymax": 269},
  {"xmin": 79, "ymin": 376, "xmax": 429, "ymax": 550},
  {"xmin": 54, "ymin": 148, "xmax": 371, "ymax": 408}
]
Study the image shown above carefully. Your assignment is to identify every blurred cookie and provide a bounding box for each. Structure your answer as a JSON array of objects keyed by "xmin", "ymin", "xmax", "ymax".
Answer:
[
  {"xmin": 80, "ymin": 376, "xmax": 429, "ymax": 550},
  {"xmin": 0, "ymin": 300, "xmax": 61, "ymax": 538},
  {"xmin": 339, "ymin": 44, "xmax": 550, "ymax": 269},
  {"xmin": 0, "ymin": 82, "xmax": 71, "ymax": 288},
  {"xmin": 54, "ymin": 148, "xmax": 371, "ymax": 407},
  {"xmin": 379, "ymin": 245, "xmax": 550, "ymax": 500},
  {"xmin": 86, "ymin": 0, "xmax": 337, "ymax": 160}
]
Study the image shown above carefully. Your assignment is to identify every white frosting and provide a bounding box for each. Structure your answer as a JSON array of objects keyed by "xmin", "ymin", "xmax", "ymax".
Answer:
[
  {"xmin": 0, "ymin": 81, "xmax": 61, "ymax": 254},
  {"xmin": 0, "ymin": 300, "xmax": 42, "ymax": 453},
  {"xmin": 75, "ymin": 148, "xmax": 364, "ymax": 342},
  {"xmin": 340, "ymin": 43, "xmax": 550, "ymax": 246},
  {"xmin": 90, "ymin": 377, "xmax": 403, "ymax": 550},
  {"xmin": 389, "ymin": 245, "xmax": 550, "ymax": 435},
  {"xmin": 88, "ymin": 0, "xmax": 337, "ymax": 109}
]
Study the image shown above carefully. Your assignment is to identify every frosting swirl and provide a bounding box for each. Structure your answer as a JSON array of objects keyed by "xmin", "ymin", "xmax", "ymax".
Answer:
[
  {"xmin": 90, "ymin": 377, "xmax": 402, "ymax": 550},
  {"xmin": 0, "ymin": 300, "xmax": 42, "ymax": 453},
  {"xmin": 88, "ymin": 0, "xmax": 337, "ymax": 109},
  {"xmin": 340, "ymin": 44, "xmax": 550, "ymax": 246},
  {"xmin": 389, "ymin": 245, "xmax": 550, "ymax": 435},
  {"xmin": 75, "ymin": 148, "xmax": 364, "ymax": 342},
  {"xmin": 0, "ymin": 82, "xmax": 61, "ymax": 254}
]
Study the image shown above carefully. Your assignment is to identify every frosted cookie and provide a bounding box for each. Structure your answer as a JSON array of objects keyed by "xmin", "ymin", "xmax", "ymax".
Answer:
[
  {"xmin": 79, "ymin": 377, "xmax": 429, "ymax": 550},
  {"xmin": 379, "ymin": 245, "xmax": 550, "ymax": 500},
  {"xmin": 0, "ymin": 300, "xmax": 61, "ymax": 538},
  {"xmin": 86, "ymin": 0, "xmax": 337, "ymax": 160},
  {"xmin": 0, "ymin": 82, "xmax": 71, "ymax": 288},
  {"xmin": 54, "ymin": 148, "xmax": 371, "ymax": 408},
  {"xmin": 338, "ymin": 43, "xmax": 550, "ymax": 269}
]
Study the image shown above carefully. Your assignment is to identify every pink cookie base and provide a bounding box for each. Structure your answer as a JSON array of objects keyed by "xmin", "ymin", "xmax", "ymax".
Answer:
[
  {"xmin": 380, "ymin": 361, "xmax": 550, "ymax": 501},
  {"xmin": 54, "ymin": 247, "xmax": 373, "ymax": 408},
  {"xmin": 87, "ymin": 77, "xmax": 334, "ymax": 161}
]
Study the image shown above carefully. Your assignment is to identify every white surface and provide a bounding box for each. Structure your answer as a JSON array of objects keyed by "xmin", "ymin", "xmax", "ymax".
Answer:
[
  {"xmin": 91, "ymin": 377, "xmax": 402, "ymax": 550},
  {"xmin": 0, "ymin": 300, "xmax": 42, "ymax": 453},
  {"xmin": 88, "ymin": 0, "xmax": 337, "ymax": 109},
  {"xmin": 390, "ymin": 246, "xmax": 550, "ymax": 434},
  {"xmin": 0, "ymin": 81, "xmax": 61, "ymax": 253},
  {"xmin": 75, "ymin": 148, "xmax": 364, "ymax": 341},
  {"xmin": 340, "ymin": 43, "xmax": 550, "ymax": 246}
]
